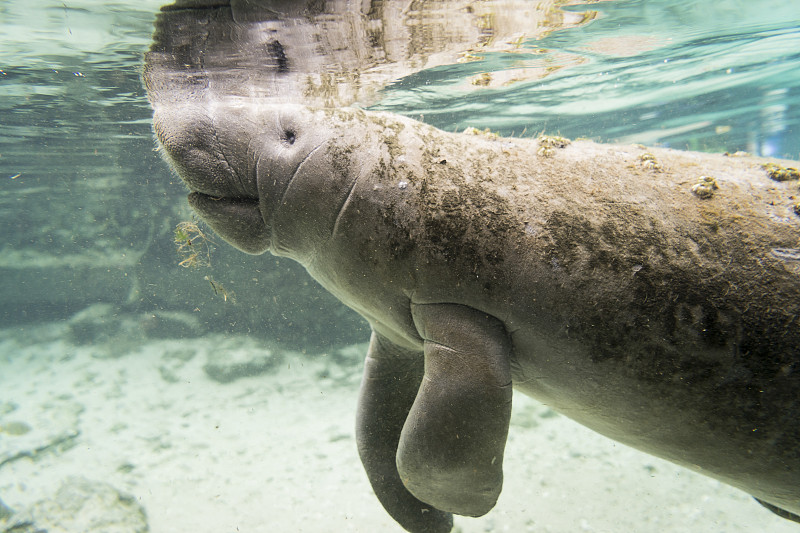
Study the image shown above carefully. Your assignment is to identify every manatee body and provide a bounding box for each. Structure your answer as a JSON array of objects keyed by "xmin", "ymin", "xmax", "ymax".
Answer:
[{"xmin": 151, "ymin": 101, "xmax": 800, "ymax": 532}]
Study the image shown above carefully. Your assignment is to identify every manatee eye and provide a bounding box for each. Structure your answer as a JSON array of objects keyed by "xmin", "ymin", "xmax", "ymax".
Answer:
[{"xmin": 282, "ymin": 129, "xmax": 296, "ymax": 145}]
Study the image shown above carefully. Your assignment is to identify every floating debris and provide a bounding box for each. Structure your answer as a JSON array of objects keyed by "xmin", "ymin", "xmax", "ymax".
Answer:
[
  {"xmin": 204, "ymin": 275, "xmax": 235, "ymax": 303},
  {"xmin": 763, "ymin": 163, "xmax": 800, "ymax": 182},
  {"xmin": 691, "ymin": 176, "xmax": 719, "ymax": 199},
  {"xmin": 174, "ymin": 220, "xmax": 214, "ymax": 268},
  {"xmin": 174, "ymin": 221, "xmax": 236, "ymax": 303}
]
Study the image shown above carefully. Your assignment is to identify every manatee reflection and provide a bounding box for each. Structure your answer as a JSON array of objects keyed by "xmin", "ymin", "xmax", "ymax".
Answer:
[{"xmin": 144, "ymin": 0, "xmax": 599, "ymax": 108}]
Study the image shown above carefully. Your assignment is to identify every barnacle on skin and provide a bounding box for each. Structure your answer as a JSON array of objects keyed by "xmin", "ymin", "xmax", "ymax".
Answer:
[
  {"xmin": 639, "ymin": 152, "xmax": 663, "ymax": 172},
  {"xmin": 763, "ymin": 162, "xmax": 800, "ymax": 182},
  {"xmin": 537, "ymin": 135, "xmax": 570, "ymax": 157},
  {"xmin": 691, "ymin": 176, "xmax": 719, "ymax": 199},
  {"xmin": 464, "ymin": 126, "xmax": 499, "ymax": 140}
]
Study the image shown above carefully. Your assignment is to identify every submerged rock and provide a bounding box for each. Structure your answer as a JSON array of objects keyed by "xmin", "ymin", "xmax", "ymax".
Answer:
[
  {"xmin": 0, "ymin": 498, "xmax": 11, "ymax": 522},
  {"xmin": 202, "ymin": 337, "xmax": 284, "ymax": 383},
  {"xmin": 0, "ymin": 401, "xmax": 83, "ymax": 468},
  {"xmin": 66, "ymin": 303, "xmax": 123, "ymax": 345},
  {"xmin": 66, "ymin": 304, "xmax": 203, "ymax": 351},
  {"xmin": 158, "ymin": 347, "xmax": 199, "ymax": 384},
  {"xmin": 136, "ymin": 310, "xmax": 202, "ymax": 339},
  {"xmin": 0, "ymin": 477, "xmax": 148, "ymax": 533}
]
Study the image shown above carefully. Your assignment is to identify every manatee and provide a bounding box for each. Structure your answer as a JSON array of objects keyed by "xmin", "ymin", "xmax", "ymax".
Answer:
[{"xmin": 150, "ymin": 100, "xmax": 800, "ymax": 532}]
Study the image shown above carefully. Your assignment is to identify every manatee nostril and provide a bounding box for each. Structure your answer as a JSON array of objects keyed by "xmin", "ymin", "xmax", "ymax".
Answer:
[{"xmin": 282, "ymin": 129, "xmax": 296, "ymax": 145}]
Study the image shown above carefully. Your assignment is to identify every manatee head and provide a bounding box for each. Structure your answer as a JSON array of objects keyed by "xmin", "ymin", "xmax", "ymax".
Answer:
[{"xmin": 153, "ymin": 101, "xmax": 376, "ymax": 261}]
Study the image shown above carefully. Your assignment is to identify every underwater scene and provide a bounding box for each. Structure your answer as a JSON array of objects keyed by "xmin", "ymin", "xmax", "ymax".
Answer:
[{"xmin": 1, "ymin": 1, "xmax": 799, "ymax": 532}]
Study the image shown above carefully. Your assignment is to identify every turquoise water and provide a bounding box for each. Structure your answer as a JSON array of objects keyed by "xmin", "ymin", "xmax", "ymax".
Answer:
[
  {"xmin": 372, "ymin": 0, "xmax": 800, "ymax": 156},
  {"xmin": 1, "ymin": 1, "xmax": 799, "ymax": 532}
]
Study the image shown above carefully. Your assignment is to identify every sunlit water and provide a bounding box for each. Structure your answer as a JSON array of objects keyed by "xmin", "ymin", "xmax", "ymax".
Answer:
[
  {"xmin": 1, "ymin": 1, "xmax": 799, "ymax": 532},
  {"xmin": 371, "ymin": 0, "xmax": 800, "ymax": 156}
]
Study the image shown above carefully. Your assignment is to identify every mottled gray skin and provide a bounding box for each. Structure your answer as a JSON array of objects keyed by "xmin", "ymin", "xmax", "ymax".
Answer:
[{"xmin": 152, "ymin": 101, "xmax": 800, "ymax": 532}]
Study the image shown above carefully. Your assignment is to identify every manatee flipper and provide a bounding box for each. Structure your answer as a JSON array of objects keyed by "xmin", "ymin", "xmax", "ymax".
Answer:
[
  {"xmin": 398, "ymin": 303, "xmax": 513, "ymax": 517},
  {"xmin": 356, "ymin": 332, "xmax": 454, "ymax": 533},
  {"xmin": 755, "ymin": 499, "xmax": 800, "ymax": 523}
]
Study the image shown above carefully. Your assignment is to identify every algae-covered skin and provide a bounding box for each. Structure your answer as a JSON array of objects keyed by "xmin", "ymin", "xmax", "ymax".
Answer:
[
  {"xmin": 764, "ymin": 162, "xmax": 800, "ymax": 182},
  {"xmin": 150, "ymin": 100, "xmax": 800, "ymax": 532}
]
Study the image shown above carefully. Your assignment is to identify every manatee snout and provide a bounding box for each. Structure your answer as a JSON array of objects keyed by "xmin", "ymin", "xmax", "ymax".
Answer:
[
  {"xmin": 153, "ymin": 102, "xmax": 272, "ymax": 254},
  {"xmin": 152, "ymin": 102, "xmax": 337, "ymax": 255},
  {"xmin": 153, "ymin": 103, "xmax": 259, "ymax": 200}
]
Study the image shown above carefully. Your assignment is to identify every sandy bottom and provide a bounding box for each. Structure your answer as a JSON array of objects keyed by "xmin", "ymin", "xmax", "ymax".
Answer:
[{"xmin": 0, "ymin": 323, "xmax": 796, "ymax": 533}]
